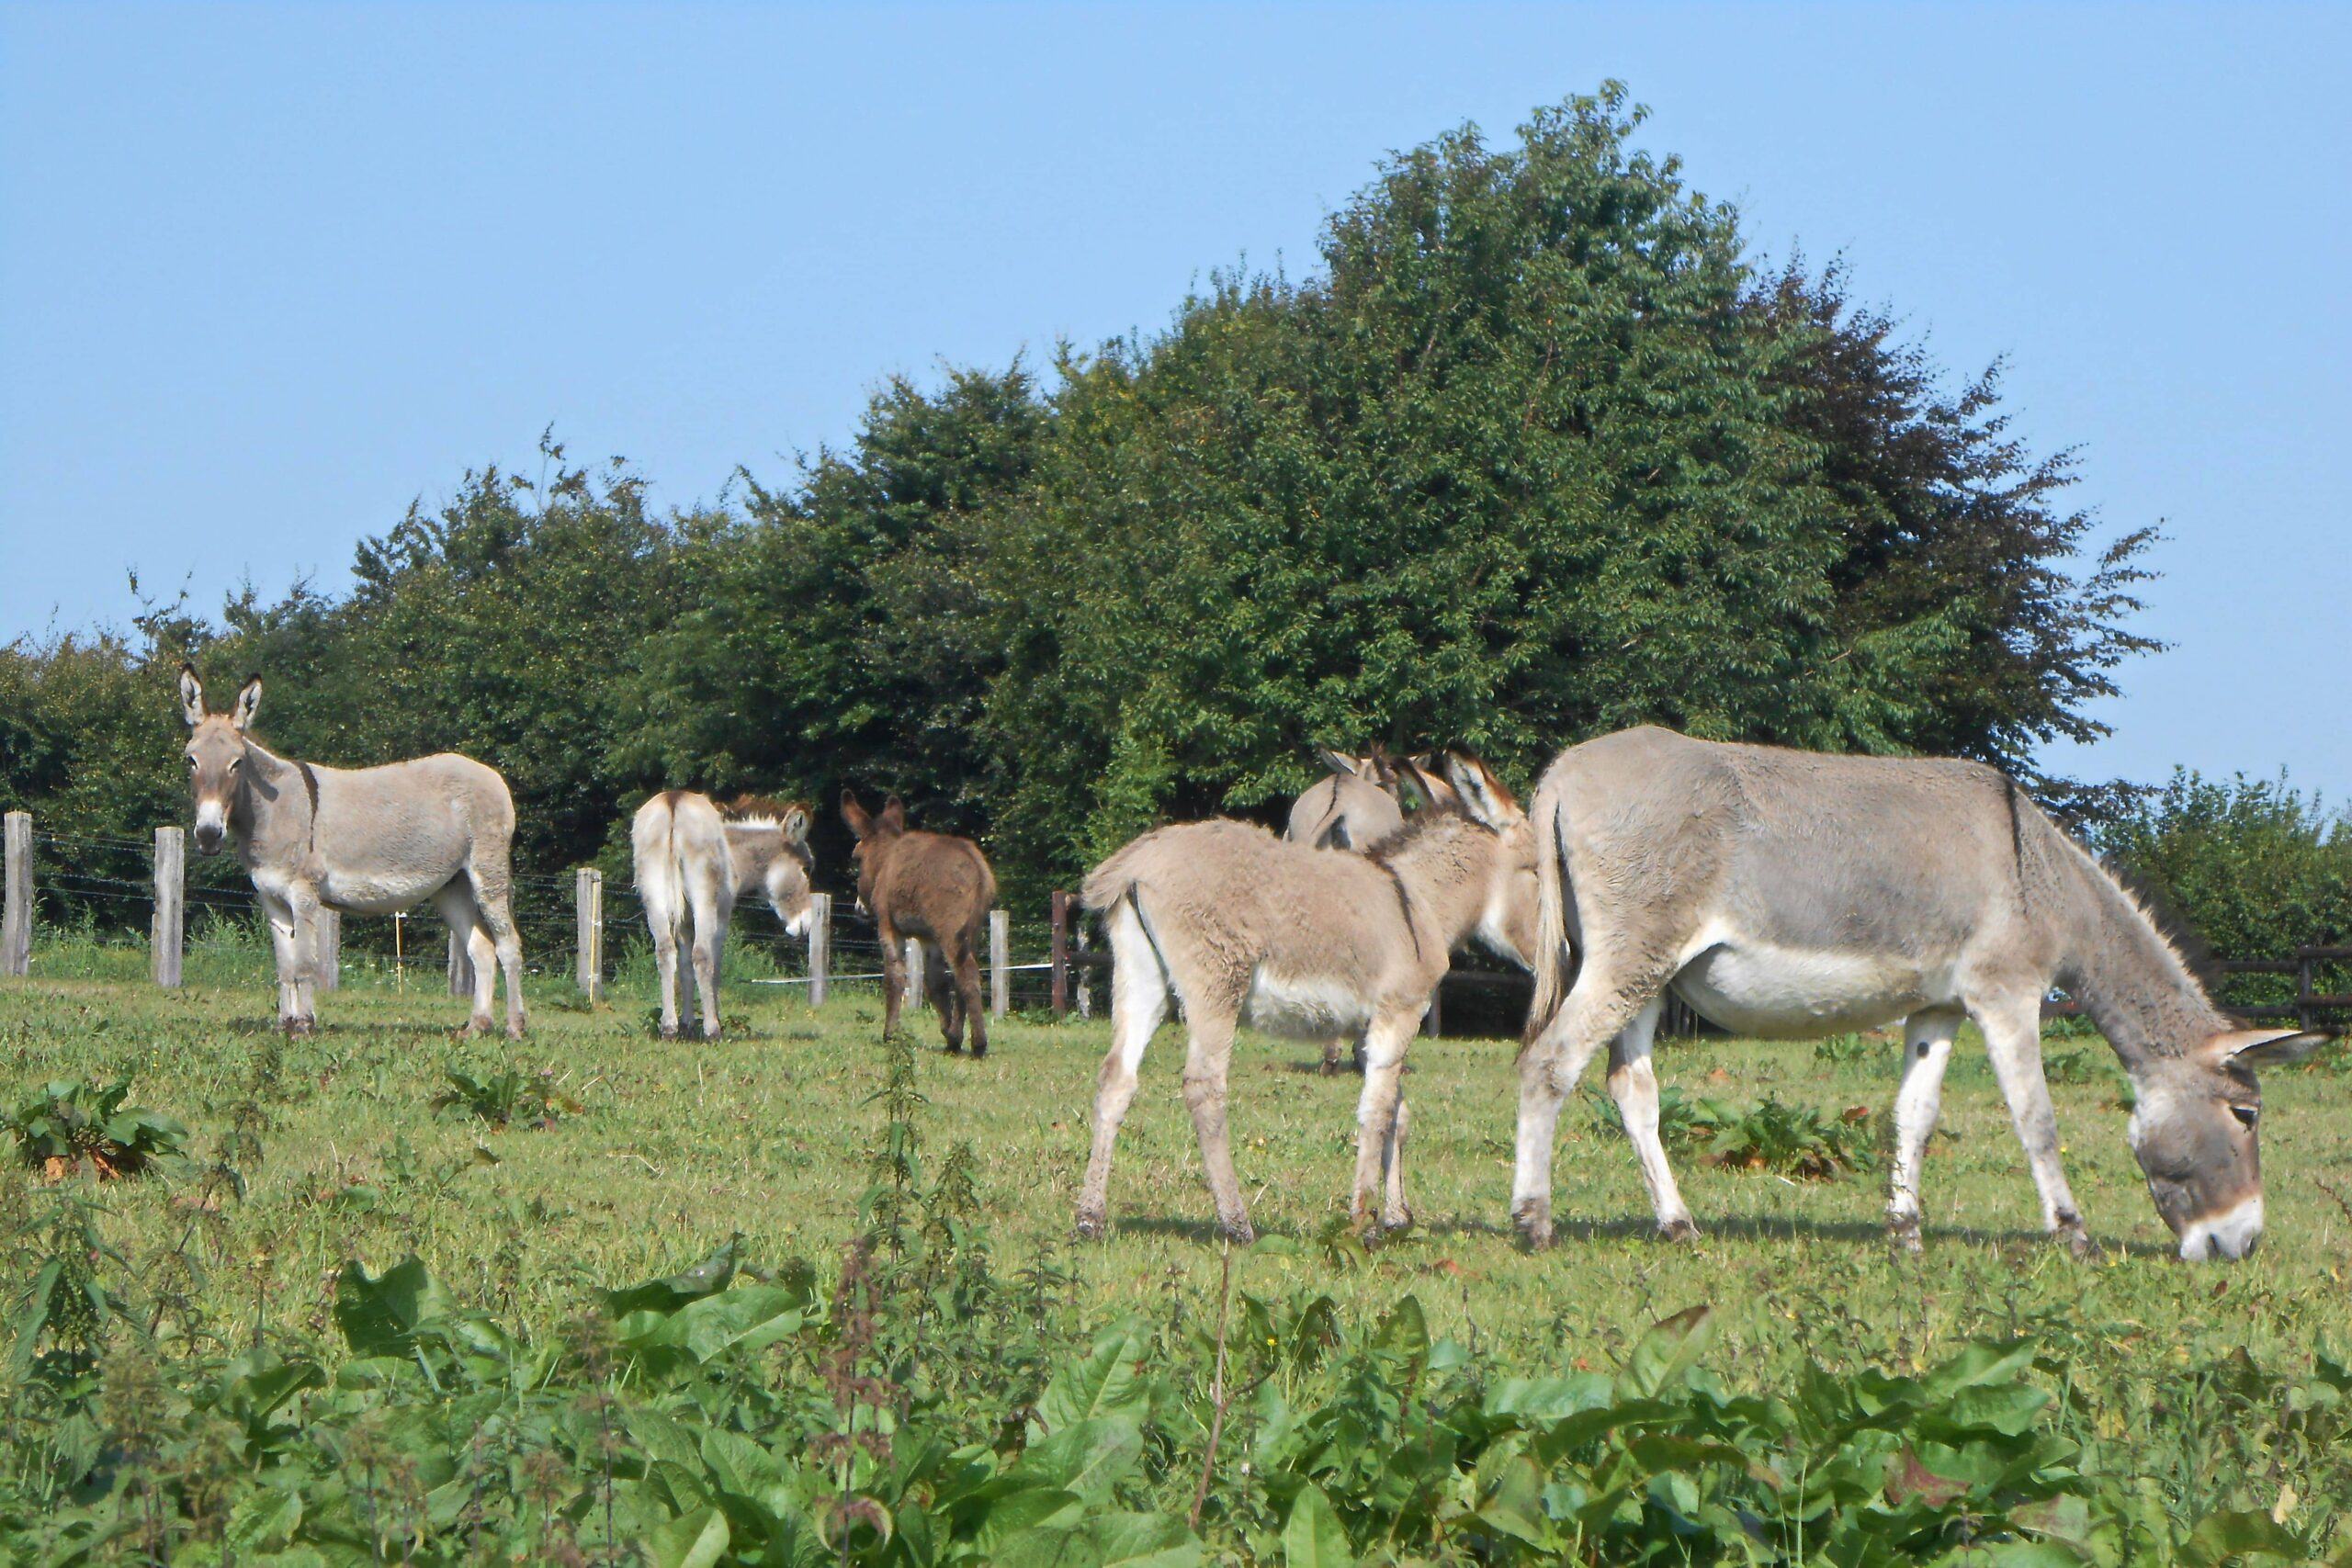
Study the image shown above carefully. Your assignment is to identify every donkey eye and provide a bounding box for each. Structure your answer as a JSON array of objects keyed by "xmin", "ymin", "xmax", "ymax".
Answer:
[{"xmin": 2230, "ymin": 1105, "xmax": 2259, "ymax": 1130}]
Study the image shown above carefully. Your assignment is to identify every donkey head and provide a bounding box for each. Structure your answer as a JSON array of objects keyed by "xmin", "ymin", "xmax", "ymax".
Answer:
[
  {"xmin": 840, "ymin": 790, "xmax": 908, "ymax": 915},
  {"xmin": 1423, "ymin": 752, "xmax": 1538, "ymax": 966},
  {"xmin": 2129, "ymin": 1027, "xmax": 2328, "ymax": 1259},
  {"xmin": 177, "ymin": 665, "xmax": 261, "ymax": 857},
  {"xmin": 764, "ymin": 806, "xmax": 816, "ymax": 938}
]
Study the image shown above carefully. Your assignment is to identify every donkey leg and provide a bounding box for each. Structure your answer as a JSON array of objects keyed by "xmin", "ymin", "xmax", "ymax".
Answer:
[
  {"xmin": 1350, "ymin": 1007, "xmax": 1422, "ymax": 1232},
  {"xmin": 256, "ymin": 890, "xmax": 303, "ymax": 1033},
  {"xmin": 1182, "ymin": 1015, "xmax": 1253, "ymax": 1243},
  {"xmin": 1076, "ymin": 900, "xmax": 1169, "ymax": 1237},
  {"xmin": 1605, "ymin": 999, "xmax": 1694, "ymax": 1240},
  {"xmin": 874, "ymin": 922, "xmax": 905, "ymax": 1040},
  {"xmin": 1975, "ymin": 995, "xmax": 2094, "ymax": 1257},
  {"xmin": 1886, "ymin": 1009, "xmax": 1962, "ymax": 1252},
  {"xmin": 955, "ymin": 943, "xmax": 988, "ymax": 1059},
  {"xmin": 466, "ymin": 873, "xmax": 527, "ymax": 1041},
  {"xmin": 432, "ymin": 882, "xmax": 498, "ymax": 1036},
  {"xmin": 1382, "ymin": 1098, "xmax": 1412, "ymax": 1232},
  {"xmin": 688, "ymin": 893, "xmax": 726, "ymax": 1041},
  {"xmin": 1514, "ymin": 965, "xmax": 1663, "ymax": 1248},
  {"xmin": 283, "ymin": 887, "xmax": 322, "ymax": 1034},
  {"xmin": 650, "ymin": 919, "xmax": 683, "ymax": 1040},
  {"xmin": 923, "ymin": 942, "xmax": 963, "ymax": 1053}
]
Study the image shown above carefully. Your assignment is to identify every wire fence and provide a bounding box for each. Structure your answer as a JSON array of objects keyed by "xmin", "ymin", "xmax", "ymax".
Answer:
[{"xmin": 0, "ymin": 811, "xmax": 1095, "ymax": 1017}]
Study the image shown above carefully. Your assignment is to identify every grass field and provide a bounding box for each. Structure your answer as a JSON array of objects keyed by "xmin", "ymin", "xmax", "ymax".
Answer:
[{"xmin": 6, "ymin": 947, "xmax": 2351, "ymax": 1562}]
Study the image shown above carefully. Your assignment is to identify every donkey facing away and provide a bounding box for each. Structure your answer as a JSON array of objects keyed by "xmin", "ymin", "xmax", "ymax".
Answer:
[
  {"xmin": 631, "ymin": 792, "xmax": 814, "ymax": 1040},
  {"xmin": 177, "ymin": 667, "xmax": 527, "ymax": 1037},
  {"xmin": 841, "ymin": 791, "xmax": 997, "ymax": 1057},
  {"xmin": 1075, "ymin": 804, "xmax": 1537, "ymax": 1243},
  {"xmin": 1512, "ymin": 727, "xmax": 2329, "ymax": 1263}
]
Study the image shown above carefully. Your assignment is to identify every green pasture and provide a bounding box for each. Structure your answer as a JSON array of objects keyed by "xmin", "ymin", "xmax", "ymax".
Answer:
[{"xmin": 5, "ymin": 947, "xmax": 2350, "ymax": 1562}]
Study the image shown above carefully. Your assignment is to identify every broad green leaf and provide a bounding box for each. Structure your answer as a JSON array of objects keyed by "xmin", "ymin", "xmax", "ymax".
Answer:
[
  {"xmin": 1282, "ymin": 1483, "xmax": 1354, "ymax": 1568},
  {"xmin": 2178, "ymin": 1509, "xmax": 2305, "ymax": 1567},
  {"xmin": 1012, "ymin": 1416, "xmax": 1142, "ymax": 1505},
  {"xmin": 1373, "ymin": 1295, "xmax": 1428, "ymax": 1361},
  {"xmin": 1037, "ymin": 1317, "xmax": 1150, "ymax": 1431},
  {"xmin": 645, "ymin": 1504, "xmax": 730, "ymax": 1568},
  {"xmin": 1485, "ymin": 1372, "xmax": 1614, "ymax": 1422},
  {"xmin": 601, "ymin": 1236, "xmax": 741, "ymax": 1317},
  {"xmin": 332, "ymin": 1256, "xmax": 457, "ymax": 1357},
  {"xmin": 994, "ymin": 1513, "xmax": 1204, "ymax": 1568},
  {"xmin": 225, "ymin": 1486, "xmax": 302, "ymax": 1552},
  {"xmin": 1617, "ymin": 1304, "xmax": 1715, "ymax": 1398}
]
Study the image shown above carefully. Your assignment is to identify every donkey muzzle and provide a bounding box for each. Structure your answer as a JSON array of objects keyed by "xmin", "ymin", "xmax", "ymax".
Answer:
[{"xmin": 2178, "ymin": 1194, "xmax": 2263, "ymax": 1262}]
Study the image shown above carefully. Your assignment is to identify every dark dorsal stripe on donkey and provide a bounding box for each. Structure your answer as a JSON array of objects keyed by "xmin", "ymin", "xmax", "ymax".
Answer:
[
  {"xmin": 176, "ymin": 665, "xmax": 528, "ymax": 1039},
  {"xmin": 841, "ymin": 790, "xmax": 998, "ymax": 1058}
]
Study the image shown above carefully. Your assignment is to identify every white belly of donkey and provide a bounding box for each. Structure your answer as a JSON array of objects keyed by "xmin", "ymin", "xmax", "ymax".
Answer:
[
  {"xmin": 1672, "ymin": 937, "xmax": 1934, "ymax": 1039},
  {"xmin": 1244, "ymin": 968, "xmax": 1372, "ymax": 1040}
]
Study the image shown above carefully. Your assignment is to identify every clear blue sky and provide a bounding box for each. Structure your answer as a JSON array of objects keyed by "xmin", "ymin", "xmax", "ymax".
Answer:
[{"xmin": 4, "ymin": 3, "xmax": 2345, "ymax": 797}]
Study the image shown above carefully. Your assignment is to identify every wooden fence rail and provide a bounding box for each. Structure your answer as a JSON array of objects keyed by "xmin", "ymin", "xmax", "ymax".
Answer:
[{"xmin": 5, "ymin": 810, "xmax": 2349, "ymax": 1041}]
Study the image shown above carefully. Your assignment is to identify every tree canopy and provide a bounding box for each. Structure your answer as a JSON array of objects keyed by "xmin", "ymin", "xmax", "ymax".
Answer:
[{"xmin": 5, "ymin": 85, "xmax": 2168, "ymax": 915}]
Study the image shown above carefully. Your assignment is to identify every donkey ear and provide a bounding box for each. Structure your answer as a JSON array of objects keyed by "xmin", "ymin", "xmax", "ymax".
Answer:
[
  {"xmin": 879, "ymin": 795, "xmax": 908, "ymax": 834},
  {"xmin": 1443, "ymin": 751, "xmax": 1521, "ymax": 828},
  {"xmin": 781, "ymin": 806, "xmax": 810, "ymax": 843},
  {"xmin": 1365, "ymin": 743, "xmax": 1400, "ymax": 788},
  {"xmin": 177, "ymin": 664, "xmax": 206, "ymax": 728},
  {"xmin": 1316, "ymin": 749, "xmax": 1362, "ymax": 779},
  {"xmin": 230, "ymin": 675, "xmax": 263, "ymax": 734},
  {"xmin": 2207, "ymin": 1028, "xmax": 2331, "ymax": 1070},
  {"xmin": 840, "ymin": 789, "xmax": 873, "ymax": 840}
]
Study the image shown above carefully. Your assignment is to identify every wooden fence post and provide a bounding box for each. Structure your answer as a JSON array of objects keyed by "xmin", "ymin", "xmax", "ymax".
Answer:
[
  {"xmin": 1422, "ymin": 985, "xmax": 1441, "ymax": 1038},
  {"xmin": 317, "ymin": 908, "xmax": 340, "ymax": 992},
  {"xmin": 447, "ymin": 927, "xmax": 473, "ymax": 996},
  {"xmin": 807, "ymin": 892, "xmax": 831, "ymax": 1007},
  {"xmin": 2, "ymin": 811, "xmax": 30, "ymax": 978},
  {"xmin": 149, "ymin": 826, "xmax": 185, "ymax": 987},
  {"xmin": 989, "ymin": 908, "xmax": 1010, "ymax": 1019},
  {"xmin": 904, "ymin": 937, "xmax": 926, "ymax": 1011},
  {"xmin": 1050, "ymin": 889, "xmax": 1070, "ymax": 1021},
  {"xmin": 575, "ymin": 867, "xmax": 605, "ymax": 1001}
]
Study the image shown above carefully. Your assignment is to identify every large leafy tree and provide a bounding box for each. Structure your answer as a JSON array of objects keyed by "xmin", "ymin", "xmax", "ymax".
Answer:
[{"xmin": 977, "ymin": 87, "xmax": 2054, "ymax": 885}]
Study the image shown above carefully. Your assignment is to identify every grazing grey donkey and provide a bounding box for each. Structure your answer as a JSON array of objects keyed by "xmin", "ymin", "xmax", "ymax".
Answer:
[
  {"xmin": 631, "ymin": 791, "xmax": 814, "ymax": 1040},
  {"xmin": 1075, "ymin": 807, "xmax": 1534, "ymax": 1243},
  {"xmin": 1513, "ymin": 727, "xmax": 2327, "ymax": 1261},
  {"xmin": 177, "ymin": 666, "xmax": 526, "ymax": 1037}
]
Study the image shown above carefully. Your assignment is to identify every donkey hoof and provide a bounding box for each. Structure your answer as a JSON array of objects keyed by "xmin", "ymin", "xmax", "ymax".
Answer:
[
  {"xmin": 1512, "ymin": 1202, "xmax": 1554, "ymax": 1251},
  {"xmin": 1381, "ymin": 1207, "xmax": 1415, "ymax": 1235},
  {"xmin": 1221, "ymin": 1218, "xmax": 1258, "ymax": 1246},
  {"xmin": 2059, "ymin": 1224, "xmax": 2101, "ymax": 1261},
  {"xmin": 970, "ymin": 1043, "xmax": 988, "ymax": 1060},
  {"xmin": 1657, "ymin": 1218, "xmax": 1701, "ymax": 1245},
  {"xmin": 659, "ymin": 1025, "xmax": 680, "ymax": 1042},
  {"xmin": 1889, "ymin": 1221, "xmax": 1924, "ymax": 1256},
  {"xmin": 505, "ymin": 1024, "xmax": 526, "ymax": 1043},
  {"xmin": 1074, "ymin": 1209, "xmax": 1107, "ymax": 1240}
]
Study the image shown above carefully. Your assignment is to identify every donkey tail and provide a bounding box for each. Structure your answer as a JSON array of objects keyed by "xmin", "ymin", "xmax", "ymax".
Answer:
[
  {"xmin": 1080, "ymin": 835, "xmax": 1148, "ymax": 913},
  {"xmin": 1522, "ymin": 783, "xmax": 1574, "ymax": 1055},
  {"xmin": 630, "ymin": 792, "xmax": 688, "ymax": 942}
]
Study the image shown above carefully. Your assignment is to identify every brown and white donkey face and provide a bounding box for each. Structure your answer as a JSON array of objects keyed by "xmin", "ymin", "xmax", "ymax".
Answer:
[
  {"xmin": 178, "ymin": 664, "xmax": 261, "ymax": 856},
  {"xmin": 2130, "ymin": 1029, "xmax": 2324, "ymax": 1260}
]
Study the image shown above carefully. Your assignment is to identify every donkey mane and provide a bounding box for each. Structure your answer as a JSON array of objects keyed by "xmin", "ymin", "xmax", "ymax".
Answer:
[
  {"xmin": 2080, "ymin": 845, "xmax": 2228, "ymax": 1009},
  {"xmin": 1363, "ymin": 803, "xmax": 1492, "ymax": 864},
  {"xmin": 719, "ymin": 793, "xmax": 800, "ymax": 825}
]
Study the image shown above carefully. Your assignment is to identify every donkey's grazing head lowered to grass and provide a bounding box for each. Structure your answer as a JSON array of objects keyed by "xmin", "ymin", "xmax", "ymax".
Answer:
[
  {"xmin": 1511, "ymin": 726, "xmax": 2328, "ymax": 1262},
  {"xmin": 841, "ymin": 790, "xmax": 997, "ymax": 1057}
]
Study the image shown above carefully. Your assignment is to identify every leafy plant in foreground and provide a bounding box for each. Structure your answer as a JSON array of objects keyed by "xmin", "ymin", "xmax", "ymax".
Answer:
[
  {"xmin": 1591, "ymin": 1089, "xmax": 1875, "ymax": 1180},
  {"xmin": 432, "ymin": 1064, "xmax": 582, "ymax": 1129},
  {"xmin": 4, "ymin": 1079, "xmax": 189, "ymax": 1179}
]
